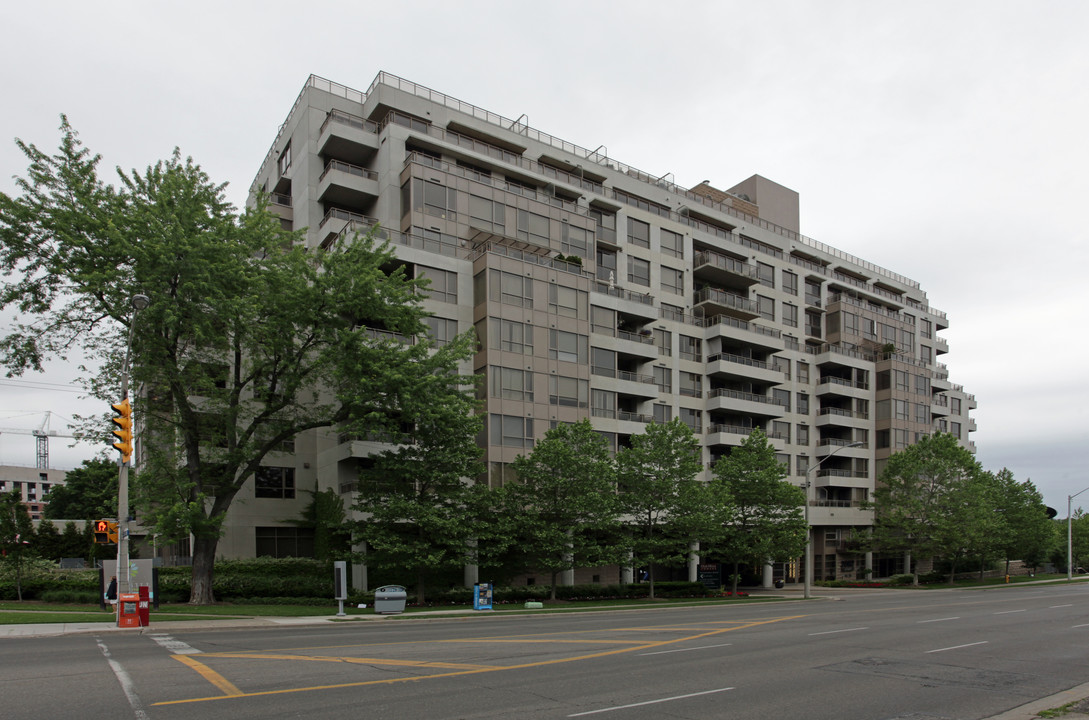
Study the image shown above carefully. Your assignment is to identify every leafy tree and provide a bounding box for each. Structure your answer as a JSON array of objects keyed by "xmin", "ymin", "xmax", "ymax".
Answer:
[
  {"xmin": 0, "ymin": 490, "xmax": 36, "ymax": 600},
  {"xmin": 710, "ymin": 428, "xmax": 806, "ymax": 594},
  {"xmin": 0, "ymin": 119, "xmax": 472, "ymax": 603},
  {"xmin": 287, "ymin": 488, "xmax": 351, "ymax": 562},
  {"xmin": 868, "ymin": 432, "xmax": 990, "ymax": 585},
  {"xmin": 616, "ymin": 419, "xmax": 708, "ymax": 599},
  {"xmin": 504, "ymin": 419, "xmax": 620, "ymax": 599},
  {"xmin": 43, "ymin": 458, "xmax": 119, "ymax": 520},
  {"xmin": 60, "ymin": 521, "xmax": 93, "ymax": 562},
  {"xmin": 991, "ymin": 469, "xmax": 1054, "ymax": 574},
  {"xmin": 351, "ymin": 354, "xmax": 482, "ymax": 605}
]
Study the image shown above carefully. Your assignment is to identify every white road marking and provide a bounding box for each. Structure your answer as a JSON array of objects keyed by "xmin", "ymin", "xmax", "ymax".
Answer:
[
  {"xmin": 568, "ymin": 687, "xmax": 735, "ymax": 716},
  {"xmin": 96, "ymin": 639, "xmax": 149, "ymax": 720},
  {"xmin": 994, "ymin": 610, "xmax": 1027, "ymax": 615},
  {"xmin": 808, "ymin": 627, "xmax": 869, "ymax": 636},
  {"xmin": 926, "ymin": 641, "xmax": 989, "ymax": 653},
  {"xmin": 917, "ymin": 617, "xmax": 960, "ymax": 623},
  {"xmin": 1051, "ymin": 604, "xmax": 1073, "ymax": 608},
  {"xmin": 1072, "ymin": 623, "xmax": 1089, "ymax": 629},
  {"xmin": 148, "ymin": 634, "xmax": 201, "ymax": 654},
  {"xmin": 639, "ymin": 642, "xmax": 733, "ymax": 656}
]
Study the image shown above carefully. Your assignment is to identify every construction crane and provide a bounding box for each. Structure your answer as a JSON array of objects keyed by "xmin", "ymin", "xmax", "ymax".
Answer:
[{"xmin": 0, "ymin": 411, "xmax": 81, "ymax": 469}]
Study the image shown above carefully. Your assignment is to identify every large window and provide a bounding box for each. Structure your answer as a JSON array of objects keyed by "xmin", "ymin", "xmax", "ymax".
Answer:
[
  {"xmin": 756, "ymin": 262, "xmax": 775, "ymax": 288},
  {"xmin": 589, "ymin": 208, "xmax": 617, "ymax": 244},
  {"xmin": 679, "ymin": 335, "xmax": 701, "ymax": 362},
  {"xmin": 679, "ymin": 371, "xmax": 702, "ymax": 398},
  {"xmin": 591, "ymin": 389, "xmax": 616, "ymax": 418},
  {"xmin": 517, "ymin": 209, "xmax": 550, "ymax": 246},
  {"xmin": 654, "ymin": 328, "xmax": 672, "ymax": 356},
  {"xmin": 627, "ymin": 256, "xmax": 650, "ymax": 287},
  {"xmin": 425, "ymin": 316, "xmax": 458, "ymax": 347},
  {"xmin": 757, "ymin": 294, "xmax": 774, "ymax": 320},
  {"xmin": 548, "ymin": 284, "xmax": 587, "ymax": 319},
  {"xmin": 660, "ymin": 228, "xmax": 683, "ymax": 258},
  {"xmin": 550, "ymin": 376, "xmax": 588, "ymax": 407},
  {"xmin": 490, "ymin": 269, "xmax": 534, "ymax": 308},
  {"xmin": 679, "ymin": 407, "xmax": 701, "ymax": 433},
  {"xmin": 562, "ymin": 223, "xmax": 590, "ymax": 257},
  {"xmin": 469, "ymin": 194, "xmax": 506, "ymax": 232},
  {"xmin": 413, "ymin": 179, "xmax": 457, "ymax": 220},
  {"xmin": 653, "ymin": 403, "xmax": 672, "ymax": 423},
  {"xmin": 490, "ymin": 318, "xmax": 533, "ymax": 354},
  {"xmin": 783, "ymin": 302, "xmax": 799, "ymax": 328},
  {"xmin": 549, "ymin": 329, "xmax": 588, "ymax": 363},
  {"xmin": 653, "ymin": 365, "xmax": 672, "ymax": 393},
  {"xmin": 256, "ymin": 527, "xmax": 314, "ymax": 558},
  {"xmin": 782, "ymin": 270, "xmax": 798, "ymax": 296},
  {"xmin": 490, "ymin": 366, "xmax": 534, "ymax": 402},
  {"xmin": 591, "ymin": 347, "xmax": 616, "ymax": 377},
  {"xmin": 596, "ymin": 247, "xmax": 617, "ymax": 282},
  {"xmin": 255, "ymin": 466, "xmax": 295, "ymax": 499},
  {"xmin": 661, "ymin": 266, "xmax": 683, "ymax": 296},
  {"xmin": 627, "ymin": 218, "xmax": 650, "ymax": 248},
  {"xmin": 417, "ymin": 266, "xmax": 457, "ymax": 303},
  {"xmin": 490, "ymin": 414, "xmax": 534, "ymax": 448}
]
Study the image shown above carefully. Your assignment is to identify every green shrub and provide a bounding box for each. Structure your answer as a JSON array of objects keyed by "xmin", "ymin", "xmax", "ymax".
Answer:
[
  {"xmin": 889, "ymin": 573, "xmax": 916, "ymax": 585},
  {"xmin": 916, "ymin": 571, "xmax": 946, "ymax": 584}
]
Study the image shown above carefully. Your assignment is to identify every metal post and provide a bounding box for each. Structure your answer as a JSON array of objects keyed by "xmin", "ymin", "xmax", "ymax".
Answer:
[
  {"xmin": 1069, "ymin": 487, "xmax": 1089, "ymax": 581},
  {"xmin": 117, "ymin": 294, "xmax": 149, "ymax": 599},
  {"xmin": 803, "ymin": 441, "xmax": 863, "ymax": 599}
]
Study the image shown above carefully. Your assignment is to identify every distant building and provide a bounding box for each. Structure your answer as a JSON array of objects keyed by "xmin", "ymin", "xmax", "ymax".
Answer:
[
  {"xmin": 178, "ymin": 71, "xmax": 976, "ymax": 585},
  {"xmin": 0, "ymin": 466, "xmax": 66, "ymax": 521}
]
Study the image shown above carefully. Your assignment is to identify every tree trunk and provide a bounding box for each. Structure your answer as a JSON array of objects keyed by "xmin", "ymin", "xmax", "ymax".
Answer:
[
  {"xmin": 550, "ymin": 570, "xmax": 558, "ymax": 601},
  {"xmin": 648, "ymin": 563, "xmax": 655, "ymax": 600},
  {"xmin": 732, "ymin": 561, "xmax": 739, "ymax": 595},
  {"xmin": 189, "ymin": 534, "xmax": 219, "ymax": 604},
  {"xmin": 417, "ymin": 567, "xmax": 426, "ymax": 606},
  {"xmin": 947, "ymin": 558, "xmax": 958, "ymax": 586}
]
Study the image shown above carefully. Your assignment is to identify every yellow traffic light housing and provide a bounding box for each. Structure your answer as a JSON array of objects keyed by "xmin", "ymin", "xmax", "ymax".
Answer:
[{"xmin": 111, "ymin": 398, "xmax": 133, "ymax": 464}]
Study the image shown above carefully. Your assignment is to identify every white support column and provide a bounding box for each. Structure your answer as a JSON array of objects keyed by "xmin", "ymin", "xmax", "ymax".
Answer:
[
  {"xmin": 621, "ymin": 549, "xmax": 634, "ymax": 584},
  {"xmin": 762, "ymin": 562, "xmax": 774, "ymax": 589},
  {"xmin": 687, "ymin": 541, "xmax": 699, "ymax": 582}
]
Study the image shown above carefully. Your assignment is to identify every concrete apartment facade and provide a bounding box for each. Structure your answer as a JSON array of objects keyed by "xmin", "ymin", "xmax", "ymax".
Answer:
[{"xmin": 231, "ymin": 71, "xmax": 976, "ymax": 585}]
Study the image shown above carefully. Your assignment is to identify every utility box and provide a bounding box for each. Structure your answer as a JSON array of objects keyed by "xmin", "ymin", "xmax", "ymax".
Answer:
[
  {"xmin": 117, "ymin": 592, "xmax": 141, "ymax": 628},
  {"xmin": 373, "ymin": 585, "xmax": 407, "ymax": 614}
]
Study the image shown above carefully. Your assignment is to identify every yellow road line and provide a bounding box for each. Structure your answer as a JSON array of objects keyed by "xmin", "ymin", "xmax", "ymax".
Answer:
[
  {"xmin": 154, "ymin": 615, "xmax": 803, "ymax": 706},
  {"xmin": 171, "ymin": 655, "xmax": 244, "ymax": 697},
  {"xmin": 204, "ymin": 652, "xmax": 494, "ymax": 671}
]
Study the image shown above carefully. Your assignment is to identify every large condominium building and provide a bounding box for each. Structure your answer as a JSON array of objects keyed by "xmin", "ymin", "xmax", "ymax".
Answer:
[{"xmin": 241, "ymin": 71, "xmax": 976, "ymax": 584}]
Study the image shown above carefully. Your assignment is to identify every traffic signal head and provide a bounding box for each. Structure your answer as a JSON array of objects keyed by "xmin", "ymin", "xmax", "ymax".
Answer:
[
  {"xmin": 111, "ymin": 398, "xmax": 133, "ymax": 463},
  {"xmin": 94, "ymin": 519, "xmax": 110, "ymax": 544}
]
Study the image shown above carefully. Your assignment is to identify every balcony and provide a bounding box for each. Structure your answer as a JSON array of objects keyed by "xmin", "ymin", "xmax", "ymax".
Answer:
[
  {"xmin": 815, "ymin": 407, "xmax": 870, "ymax": 428},
  {"xmin": 318, "ymin": 109, "xmax": 380, "ymax": 164},
  {"xmin": 318, "ymin": 208, "xmax": 380, "ymax": 246},
  {"xmin": 815, "ymin": 376, "xmax": 870, "ymax": 399},
  {"xmin": 700, "ymin": 314, "xmax": 783, "ymax": 352},
  {"xmin": 592, "ymin": 283, "xmax": 658, "ymax": 322},
  {"xmin": 813, "ymin": 468, "xmax": 871, "ymax": 489},
  {"xmin": 707, "ymin": 388, "xmax": 786, "ymax": 418},
  {"xmin": 693, "ymin": 250, "xmax": 759, "ymax": 290},
  {"xmin": 693, "ymin": 287, "xmax": 759, "ymax": 321},
  {"xmin": 815, "ymin": 439, "xmax": 869, "ymax": 458},
  {"xmin": 318, "ymin": 159, "xmax": 380, "ymax": 208},
  {"xmin": 706, "ymin": 351, "xmax": 785, "ymax": 385}
]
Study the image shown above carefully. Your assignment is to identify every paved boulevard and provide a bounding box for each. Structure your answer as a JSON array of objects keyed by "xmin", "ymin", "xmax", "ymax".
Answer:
[{"xmin": 3, "ymin": 584, "xmax": 1088, "ymax": 719}]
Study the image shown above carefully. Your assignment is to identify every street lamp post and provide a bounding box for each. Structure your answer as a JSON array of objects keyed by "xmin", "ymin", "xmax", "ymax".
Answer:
[
  {"xmin": 1068, "ymin": 486, "xmax": 1089, "ymax": 581},
  {"xmin": 117, "ymin": 294, "xmax": 149, "ymax": 600},
  {"xmin": 803, "ymin": 441, "xmax": 864, "ymax": 599}
]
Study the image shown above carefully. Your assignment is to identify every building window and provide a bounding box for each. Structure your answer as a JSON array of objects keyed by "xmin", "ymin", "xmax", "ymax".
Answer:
[
  {"xmin": 417, "ymin": 266, "xmax": 457, "ymax": 304},
  {"xmin": 653, "ymin": 404, "xmax": 672, "ymax": 423},
  {"xmin": 491, "ymin": 414, "xmax": 534, "ymax": 448},
  {"xmin": 490, "ymin": 366, "xmax": 534, "ymax": 402},
  {"xmin": 627, "ymin": 256, "xmax": 650, "ymax": 287},
  {"xmin": 550, "ymin": 376, "xmax": 588, "ymax": 407},
  {"xmin": 627, "ymin": 218, "xmax": 650, "ymax": 248},
  {"xmin": 654, "ymin": 328, "xmax": 672, "ymax": 356},
  {"xmin": 490, "ymin": 269, "xmax": 534, "ymax": 308},
  {"xmin": 653, "ymin": 366, "xmax": 672, "ymax": 393},
  {"xmin": 771, "ymin": 420, "xmax": 791, "ymax": 442},
  {"xmin": 783, "ymin": 270, "xmax": 798, "ymax": 296},
  {"xmin": 278, "ymin": 143, "xmax": 291, "ymax": 176},
  {"xmin": 756, "ymin": 262, "xmax": 775, "ymax": 288},
  {"xmin": 592, "ymin": 389, "xmax": 616, "ymax": 419},
  {"xmin": 915, "ymin": 402, "xmax": 929, "ymax": 425},
  {"xmin": 921, "ymin": 319, "xmax": 933, "ymax": 339},
  {"xmin": 549, "ymin": 329, "xmax": 588, "ymax": 363},
  {"xmin": 951, "ymin": 421, "xmax": 962, "ymax": 439},
  {"xmin": 590, "ymin": 208, "xmax": 617, "ymax": 244},
  {"xmin": 915, "ymin": 374, "xmax": 930, "ymax": 395},
  {"xmin": 256, "ymin": 527, "xmax": 315, "ymax": 558},
  {"xmin": 783, "ymin": 303, "xmax": 799, "ymax": 328},
  {"xmin": 413, "ymin": 178, "xmax": 457, "ymax": 220},
  {"xmin": 757, "ymin": 294, "xmax": 774, "ymax": 321},
  {"xmin": 469, "ymin": 195, "xmax": 506, "ymax": 233},
  {"xmin": 679, "ymin": 371, "xmax": 702, "ymax": 398},
  {"xmin": 661, "ymin": 303, "xmax": 684, "ymax": 322},
  {"xmin": 921, "ymin": 345, "xmax": 932, "ymax": 363},
  {"xmin": 490, "ymin": 318, "xmax": 533, "ymax": 355},
  {"xmin": 255, "ymin": 466, "xmax": 295, "ymax": 499},
  {"xmin": 517, "ymin": 209, "xmax": 550, "ymax": 246},
  {"xmin": 679, "ymin": 335, "xmax": 701, "ymax": 362},
  {"xmin": 591, "ymin": 347, "xmax": 617, "ymax": 378},
  {"xmin": 660, "ymin": 228, "xmax": 683, "ymax": 258},
  {"xmin": 424, "ymin": 316, "xmax": 458, "ymax": 347},
  {"xmin": 679, "ymin": 407, "xmax": 701, "ymax": 433},
  {"xmin": 596, "ymin": 247, "xmax": 617, "ymax": 282},
  {"xmin": 797, "ymin": 393, "xmax": 810, "ymax": 415},
  {"xmin": 548, "ymin": 284, "xmax": 588, "ymax": 319},
  {"xmin": 561, "ymin": 223, "xmax": 590, "ymax": 257},
  {"xmin": 951, "ymin": 397, "xmax": 962, "ymax": 415},
  {"xmin": 773, "ymin": 388, "xmax": 791, "ymax": 411},
  {"xmin": 797, "ymin": 425, "xmax": 809, "ymax": 445},
  {"xmin": 661, "ymin": 266, "xmax": 684, "ymax": 296},
  {"xmin": 797, "ymin": 362, "xmax": 810, "ymax": 384}
]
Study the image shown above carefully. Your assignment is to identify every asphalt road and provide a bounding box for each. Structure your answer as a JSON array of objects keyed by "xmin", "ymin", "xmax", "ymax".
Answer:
[{"xmin": 3, "ymin": 585, "xmax": 1088, "ymax": 719}]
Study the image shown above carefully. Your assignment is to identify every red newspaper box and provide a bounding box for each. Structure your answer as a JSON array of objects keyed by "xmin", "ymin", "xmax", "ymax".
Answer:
[
  {"xmin": 117, "ymin": 592, "xmax": 140, "ymax": 628},
  {"xmin": 138, "ymin": 585, "xmax": 150, "ymax": 627}
]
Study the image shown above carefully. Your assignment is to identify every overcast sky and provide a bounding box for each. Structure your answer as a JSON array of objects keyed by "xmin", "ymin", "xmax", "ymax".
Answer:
[{"xmin": 1, "ymin": 1, "xmax": 1086, "ymax": 511}]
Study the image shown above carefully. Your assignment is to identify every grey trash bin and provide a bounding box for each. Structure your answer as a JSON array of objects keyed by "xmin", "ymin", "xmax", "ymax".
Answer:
[{"xmin": 373, "ymin": 585, "xmax": 408, "ymax": 614}]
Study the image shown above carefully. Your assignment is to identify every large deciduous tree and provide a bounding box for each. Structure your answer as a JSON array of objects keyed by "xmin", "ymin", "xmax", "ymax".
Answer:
[
  {"xmin": 990, "ymin": 468, "xmax": 1054, "ymax": 574},
  {"xmin": 869, "ymin": 432, "xmax": 990, "ymax": 584},
  {"xmin": 505, "ymin": 419, "xmax": 620, "ymax": 599},
  {"xmin": 616, "ymin": 419, "xmax": 709, "ymax": 599},
  {"xmin": 0, "ymin": 119, "xmax": 476, "ymax": 603},
  {"xmin": 43, "ymin": 458, "xmax": 119, "ymax": 521},
  {"xmin": 0, "ymin": 490, "xmax": 36, "ymax": 600},
  {"xmin": 710, "ymin": 428, "xmax": 805, "ymax": 594}
]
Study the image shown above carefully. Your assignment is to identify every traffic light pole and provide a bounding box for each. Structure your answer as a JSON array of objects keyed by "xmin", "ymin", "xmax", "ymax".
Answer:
[{"xmin": 116, "ymin": 294, "xmax": 149, "ymax": 598}]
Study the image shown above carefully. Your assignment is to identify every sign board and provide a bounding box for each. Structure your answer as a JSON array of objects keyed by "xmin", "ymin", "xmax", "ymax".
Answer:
[
  {"xmin": 697, "ymin": 563, "xmax": 721, "ymax": 590},
  {"xmin": 333, "ymin": 561, "xmax": 348, "ymax": 600},
  {"xmin": 473, "ymin": 582, "xmax": 493, "ymax": 611}
]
